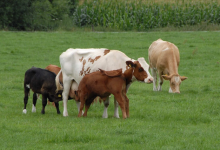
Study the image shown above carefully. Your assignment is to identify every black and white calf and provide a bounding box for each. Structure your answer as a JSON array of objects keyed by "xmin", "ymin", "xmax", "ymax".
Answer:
[{"xmin": 23, "ymin": 67, "xmax": 62, "ymax": 114}]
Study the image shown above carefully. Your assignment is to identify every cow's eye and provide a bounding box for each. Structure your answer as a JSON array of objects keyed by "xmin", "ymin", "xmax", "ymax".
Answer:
[{"xmin": 139, "ymin": 67, "xmax": 144, "ymax": 72}]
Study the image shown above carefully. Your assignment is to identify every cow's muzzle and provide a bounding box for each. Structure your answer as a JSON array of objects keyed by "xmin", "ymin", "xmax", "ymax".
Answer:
[{"xmin": 144, "ymin": 77, "xmax": 154, "ymax": 84}]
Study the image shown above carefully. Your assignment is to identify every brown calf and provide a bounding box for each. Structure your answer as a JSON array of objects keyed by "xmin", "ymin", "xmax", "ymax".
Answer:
[{"xmin": 75, "ymin": 61, "xmax": 138, "ymax": 119}]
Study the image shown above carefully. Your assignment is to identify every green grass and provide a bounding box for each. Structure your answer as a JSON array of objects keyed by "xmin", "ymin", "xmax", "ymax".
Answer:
[{"xmin": 0, "ymin": 31, "xmax": 220, "ymax": 149}]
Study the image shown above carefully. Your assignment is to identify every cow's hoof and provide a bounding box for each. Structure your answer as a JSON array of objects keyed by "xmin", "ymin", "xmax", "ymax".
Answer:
[
  {"xmin": 114, "ymin": 116, "xmax": 120, "ymax": 118},
  {"xmin": 114, "ymin": 114, "xmax": 120, "ymax": 118},
  {"xmin": 57, "ymin": 111, "xmax": 61, "ymax": 114},
  {"xmin": 41, "ymin": 111, "xmax": 45, "ymax": 114},
  {"xmin": 23, "ymin": 109, "xmax": 27, "ymax": 114},
  {"xmin": 32, "ymin": 105, "xmax": 36, "ymax": 113},
  {"xmin": 63, "ymin": 112, "xmax": 68, "ymax": 117},
  {"xmin": 153, "ymin": 88, "xmax": 158, "ymax": 91},
  {"xmin": 102, "ymin": 114, "xmax": 108, "ymax": 118}
]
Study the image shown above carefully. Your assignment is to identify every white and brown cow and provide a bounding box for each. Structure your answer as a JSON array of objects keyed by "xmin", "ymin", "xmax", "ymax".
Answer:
[
  {"xmin": 148, "ymin": 39, "xmax": 187, "ymax": 93},
  {"xmin": 56, "ymin": 48, "xmax": 153, "ymax": 118}
]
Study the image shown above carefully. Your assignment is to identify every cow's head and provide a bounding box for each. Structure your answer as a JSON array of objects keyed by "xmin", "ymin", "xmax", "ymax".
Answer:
[
  {"xmin": 162, "ymin": 74, "xmax": 187, "ymax": 93},
  {"xmin": 126, "ymin": 57, "xmax": 153, "ymax": 84}
]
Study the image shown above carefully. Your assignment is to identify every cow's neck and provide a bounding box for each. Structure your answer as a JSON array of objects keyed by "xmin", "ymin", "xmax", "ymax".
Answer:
[
  {"xmin": 167, "ymin": 54, "xmax": 179, "ymax": 75},
  {"xmin": 123, "ymin": 67, "xmax": 134, "ymax": 86}
]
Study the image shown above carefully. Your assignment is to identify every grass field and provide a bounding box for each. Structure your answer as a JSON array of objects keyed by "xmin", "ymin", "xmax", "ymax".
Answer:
[{"xmin": 0, "ymin": 31, "xmax": 220, "ymax": 149}]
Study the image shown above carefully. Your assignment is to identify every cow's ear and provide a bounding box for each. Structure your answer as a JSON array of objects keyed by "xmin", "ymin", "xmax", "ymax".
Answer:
[
  {"xmin": 162, "ymin": 75, "xmax": 171, "ymax": 80},
  {"xmin": 126, "ymin": 61, "xmax": 135, "ymax": 68},
  {"xmin": 180, "ymin": 76, "xmax": 187, "ymax": 81}
]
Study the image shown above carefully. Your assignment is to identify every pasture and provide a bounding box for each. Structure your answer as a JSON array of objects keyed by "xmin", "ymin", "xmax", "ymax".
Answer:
[{"xmin": 0, "ymin": 31, "xmax": 220, "ymax": 149}]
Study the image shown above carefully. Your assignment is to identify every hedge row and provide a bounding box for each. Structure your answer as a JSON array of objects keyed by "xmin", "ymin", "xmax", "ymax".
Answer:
[
  {"xmin": 73, "ymin": 0, "xmax": 220, "ymax": 30},
  {"xmin": 0, "ymin": 0, "xmax": 77, "ymax": 31}
]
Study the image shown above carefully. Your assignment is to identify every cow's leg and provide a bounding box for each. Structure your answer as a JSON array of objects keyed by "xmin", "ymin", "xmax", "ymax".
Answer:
[
  {"xmin": 151, "ymin": 68, "xmax": 158, "ymax": 91},
  {"xmin": 62, "ymin": 78, "xmax": 72, "ymax": 117},
  {"xmin": 41, "ymin": 94, "xmax": 47, "ymax": 114},
  {"xmin": 23, "ymin": 86, "xmax": 30, "ymax": 114},
  {"xmin": 123, "ymin": 93, "xmax": 129, "ymax": 118},
  {"xmin": 169, "ymin": 87, "xmax": 173, "ymax": 93},
  {"xmin": 48, "ymin": 95, "xmax": 60, "ymax": 114},
  {"xmin": 158, "ymin": 71, "xmax": 163, "ymax": 91},
  {"xmin": 75, "ymin": 100, "xmax": 81, "ymax": 113},
  {"xmin": 102, "ymin": 97, "xmax": 109, "ymax": 118},
  {"xmin": 78, "ymin": 96, "xmax": 85, "ymax": 117},
  {"xmin": 114, "ymin": 94, "xmax": 127, "ymax": 119},
  {"xmin": 32, "ymin": 93, "xmax": 37, "ymax": 113},
  {"xmin": 83, "ymin": 104, "xmax": 91, "ymax": 117},
  {"xmin": 114, "ymin": 98, "xmax": 120, "ymax": 118},
  {"xmin": 54, "ymin": 102, "xmax": 61, "ymax": 114}
]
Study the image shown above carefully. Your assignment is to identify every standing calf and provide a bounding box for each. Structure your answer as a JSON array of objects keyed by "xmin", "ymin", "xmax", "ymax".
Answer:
[
  {"xmin": 76, "ymin": 60, "xmax": 147, "ymax": 119},
  {"xmin": 148, "ymin": 39, "xmax": 187, "ymax": 93},
  {"xmin": 23, "ymin": 67, "xmax": 62, "ymax": 114}
]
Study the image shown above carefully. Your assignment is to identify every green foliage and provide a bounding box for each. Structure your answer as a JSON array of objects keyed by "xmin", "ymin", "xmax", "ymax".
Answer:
[
  {"xmin": 0, "ymin": 0, "xmax": 77, "ymax": 31},
  {"xmin": 73, "ymin": 0, "xmax": 220, "ymax": 31}
]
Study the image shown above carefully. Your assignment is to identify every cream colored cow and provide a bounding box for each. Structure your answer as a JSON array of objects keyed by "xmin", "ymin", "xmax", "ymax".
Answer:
[{"xmin": 148, "ymin": 39, "xmax": 187, "ymax": 93}]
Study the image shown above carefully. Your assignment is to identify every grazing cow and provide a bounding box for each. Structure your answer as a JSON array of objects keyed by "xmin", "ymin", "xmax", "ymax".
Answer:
[
  {"xmin": 23, "ymin": 67, "xmax": 62, "ymax": 114},
  {"xmin": 45, "ymin": 64, "xmax": 62, "ymax": 107},
  {"xmin": 56, "ymin": 48, "xmax": 153, "ymax": 118},
  {"xmin": 76, "ymin": 62, "xmax": 140, "ymax": 119},
  {"xmin": 45, "ymin": 64, "xmax": 77, "ymax": 100},
  {"xmin": 148, "ymin": 39, "xmax": 187, "ymax": 93}
]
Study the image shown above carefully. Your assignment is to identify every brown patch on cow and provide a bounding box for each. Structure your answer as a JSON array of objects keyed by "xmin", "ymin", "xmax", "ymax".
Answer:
[
  {"xmin": 104, "ymin": 49, "xmax": 110, "ymax": 55},
  {"xmin": 80, "ymin": 59, "xmax": 87, "ymax": 76},
  {"xmin": 79, "ymin": 57, "xmax": 84, "ymax": 62},
  {"xmin": 99, "ymin": 68, "xmax": 122, "ymax": 77},
  {"xmin": 85, "ymin": 67, "xmax": 91, "ymax": 74},
  {"xmin": 88, "ymin": 56, "xmax": 101, "ymax": 64}
]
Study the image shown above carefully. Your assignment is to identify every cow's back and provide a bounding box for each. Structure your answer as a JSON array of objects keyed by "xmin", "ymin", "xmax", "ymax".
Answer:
[
  {"xmin": 59, "ymin": 48, "xmax": 131, "ymax": 84},
  {"xmin": 148, "ymin": 39, "xmax": 180, "ymax": 68},
  {"xmin": 25, "ymin": 67, "xmax": 56, "ymax": 94},
  {"xmin": 79, "ymin": 71, "xmax": 125, "ymax": 98}
]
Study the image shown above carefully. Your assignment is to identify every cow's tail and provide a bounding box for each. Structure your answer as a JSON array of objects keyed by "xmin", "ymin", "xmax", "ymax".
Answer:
[{"xmin": 55, "ymin": 70, "xmax": 63, "ymax": 93}]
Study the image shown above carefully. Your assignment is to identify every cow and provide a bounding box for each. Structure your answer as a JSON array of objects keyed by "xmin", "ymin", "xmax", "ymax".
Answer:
[
  {"xmin": 76, "ymin": 63, "xmax": 139, "ymax": 119},
  {"xmin": 45, "ymin": 64, "xmax": 62, "ymax": 107},
  {"xmin": 45, "ymin": 64, "xmax": 63, "ymax": 82},
  {"xmin": 56, "ymin": 48, "xmax": 153, "ymax": 118},
  {"xmin": 23, "ymin": 67, "xmax": 62, "ymax": 114},
  {"xmin": 45, "ymin": 64, "xmax": 76, "ymax": 99},
  {"xmin": 148, "ymin": 39, "xmax": 187, "ymax": 93}
]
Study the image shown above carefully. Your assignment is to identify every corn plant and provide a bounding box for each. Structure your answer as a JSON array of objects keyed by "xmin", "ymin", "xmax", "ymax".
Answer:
[{"xmin": 73, "ymin": 0, "xmax": 220, "ymax": 30}]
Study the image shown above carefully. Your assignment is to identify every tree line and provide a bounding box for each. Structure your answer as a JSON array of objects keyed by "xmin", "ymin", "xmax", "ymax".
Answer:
[{"xmin": 0, "ymin": 0, "xmax": 77, "ymax": 31}]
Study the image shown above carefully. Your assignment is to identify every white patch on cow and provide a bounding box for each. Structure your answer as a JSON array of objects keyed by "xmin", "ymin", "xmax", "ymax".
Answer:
[
  {"xmin": 26, "ymin": 84, "xmax": 30, "ymax": 88},
  {"xmin": 137, "ymin": 57, "xmax": 153, "ymax": 83},
  {"xmin": 75, "ymin": 101, "xmax": 79, "ymax": 112},
  {"xmin": 74, "ymin": 48, "xmax": 107, "ymax": 55},
  {"xmin": 169, "ymin": 87, "xmax": 173, "ymax": 93},
  {"xmin": 23, "ymin": 109, "xmax": 27, "ymax": 114},
  {"xmin": 175, "ymin": 76, "xmax": 180, "ymax": 83},
  {"xmin": 102, "ymin": 107, "xmax": 108, "ymax": 118},
  {"xmin": 162, "ymin": 47, "xmax": 169, "ymax": 51},
  {"xmin": 114, "ymin": 99, "xmax": 120, "ymax": 118},
  {"xmin": 32, "ymin": 104, "xmax": 36, "ymax": 113}
]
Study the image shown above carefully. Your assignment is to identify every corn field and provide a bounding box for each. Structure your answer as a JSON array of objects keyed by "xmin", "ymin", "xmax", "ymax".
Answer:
[{"xmin": 73, "ymin": 0, "xmax": 220, "ymax": 30}]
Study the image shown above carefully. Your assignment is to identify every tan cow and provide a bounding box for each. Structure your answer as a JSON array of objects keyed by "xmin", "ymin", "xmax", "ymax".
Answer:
[{"xmin": 148, "ymin": 39, "xmax": 187, "ymax": 93}]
